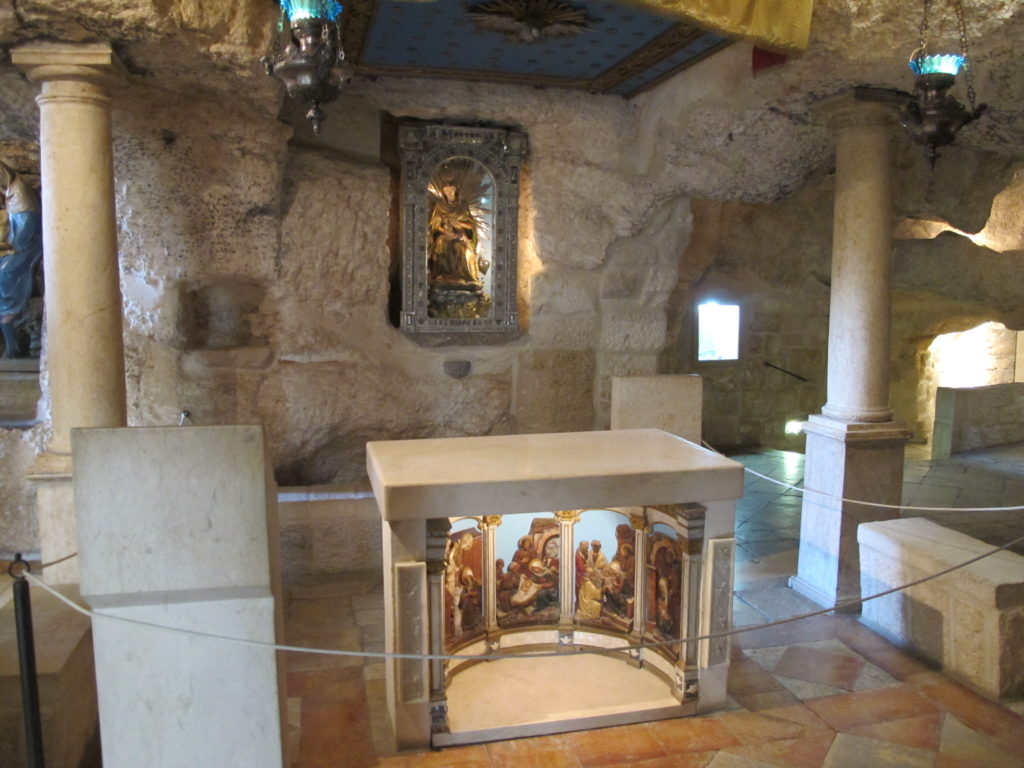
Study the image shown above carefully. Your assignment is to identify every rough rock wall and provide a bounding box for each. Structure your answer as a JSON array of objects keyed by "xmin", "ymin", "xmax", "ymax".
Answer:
[
  {"xmin": 106, "ymin": 76, "xmax": 694, "ymax": 490},
  {"xmin": 0, "ymin": 426, "xmax": 43, "ymax": 551}
]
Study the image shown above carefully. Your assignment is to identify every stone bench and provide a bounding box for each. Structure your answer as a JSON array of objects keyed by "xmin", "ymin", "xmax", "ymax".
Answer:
[
  {"xmin": 277, "ymin": 482, "xmax": 382, "ymax": 578},
  {"xmin": 858, "ymin": 517, "xmax": 1024, "ymax": 699}
]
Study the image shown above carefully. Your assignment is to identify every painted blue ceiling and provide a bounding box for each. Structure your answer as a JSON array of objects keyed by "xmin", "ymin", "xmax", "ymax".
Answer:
[{"xmin": 341, "ymin": 0, "xmax": 731, "ymax": 97}]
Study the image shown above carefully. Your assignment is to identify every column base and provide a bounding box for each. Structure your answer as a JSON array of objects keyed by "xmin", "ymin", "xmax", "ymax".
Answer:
[
  {"xmin": 793, "ymin": 415, "xmax": 909, "ymax": 610},
  {"xmin": 26, "ymin": 449, "xmax": 78, "ymax": 584},
  {"xmin": 787, "ymin": 574, "xmax": 858, "ymax": 614}
]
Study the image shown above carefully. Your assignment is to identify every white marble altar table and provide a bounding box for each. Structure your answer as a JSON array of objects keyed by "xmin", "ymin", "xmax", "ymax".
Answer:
[
  {"xmin": 368, "ymin": 428, "xmax": 744, "ymax": 521},
  {"xmin": 367, "ymin": 428, "xmax": 743, "ymax": 747}
]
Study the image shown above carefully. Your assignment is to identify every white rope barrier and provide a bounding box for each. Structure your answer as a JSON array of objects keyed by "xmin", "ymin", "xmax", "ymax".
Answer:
[
  {"xmin": 20, "ymin": 528, "xmax": 1024, "ymax": 663},
  {"xmin": 696, "ymin": 438, "xmax": 1024, "ymax": 514},
  {"xmin": 7, "ymin": 439, "xmax": 1024, "ymax": 660}
]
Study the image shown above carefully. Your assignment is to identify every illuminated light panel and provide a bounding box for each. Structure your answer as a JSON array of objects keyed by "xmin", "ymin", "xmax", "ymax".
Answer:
[
  {"xmin": 283, "ymin": 0, "xmax": 343, "ymax": 21},
  {"xmin": 697, "ymin": 301, "xmax": 739, "ymax": 361},
  {"xmin": 909, "ymin": 53, "xmax": 965, "ymax": 76},
  {"xmin": 784, "ymin": 421, "xmax": 804, "ymax": 435}
]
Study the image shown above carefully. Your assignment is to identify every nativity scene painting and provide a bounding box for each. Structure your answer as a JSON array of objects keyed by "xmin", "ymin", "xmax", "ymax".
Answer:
[
  {"xmin": 646, "ymin": 524, "xmax": 684, "ymax": 647},
  {"xmin": 573, "ymin": 509, "xmax": 636, "ymax": 632},
  {"xmin": 444, "ymin": 521, "xmax": 485, "ymax": 649},
  {"xmin": 495, "ymin": 513, "xmax": 560, "ymax": 628}
]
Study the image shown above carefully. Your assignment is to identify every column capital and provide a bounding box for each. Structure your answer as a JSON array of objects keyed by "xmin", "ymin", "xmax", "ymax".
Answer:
[
  {"xmin": 812, "ymin": 86, "xmax": 905, "ymax": 132},
  {"xmin": 554, "ymin": 509, "xmax": 581, "ymax": 524},
  {"xmin": 629, "ymin": 513, "xmax": 651, "ymax": 533},
  {"xmin": 11, "ymin": 41, "xmax": 120, "ymax": 86}
]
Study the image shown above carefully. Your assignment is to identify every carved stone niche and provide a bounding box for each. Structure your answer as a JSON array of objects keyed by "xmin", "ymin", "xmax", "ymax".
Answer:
[{"xmin": 399, "ymin": 123, "xmax": 527, "ymax": 341}]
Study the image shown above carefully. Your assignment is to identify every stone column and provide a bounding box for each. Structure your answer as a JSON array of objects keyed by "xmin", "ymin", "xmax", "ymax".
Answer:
[
  {"xmin": 425, "ymin": 518, "xmax": 450, "ymax": 736},
  {"xmin": 480, "ymin": 516, "xmax": 501, "ymax": 635},
  {"xmin": 790, "ymin": 89, "xmax": 910, "ymax": 610},
  {"xmin": 555, "ymin": 509, "xmax": 580, "ymax": 635},
  {"xmin": 628, "ymin": 513, "xmax": 648, "ymax": 642},
  {"xmin": 12, "ymin": 42, "xmax": 127, "ymax": 583}
]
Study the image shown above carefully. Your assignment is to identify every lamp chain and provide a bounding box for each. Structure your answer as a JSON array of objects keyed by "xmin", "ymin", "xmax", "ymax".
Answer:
[
  {"xmin": 917, "ymin": 0, "xmax": 932, "ymax": 55},
  {"xmin": 953, "ymin": 0, "xmax": 978, "ymax": 111}
]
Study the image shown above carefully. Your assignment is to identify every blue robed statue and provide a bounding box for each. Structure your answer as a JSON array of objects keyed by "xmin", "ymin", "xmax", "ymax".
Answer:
[{"xmin": 0, "ymin": 161, "xmax": 42, "ymax": 358}]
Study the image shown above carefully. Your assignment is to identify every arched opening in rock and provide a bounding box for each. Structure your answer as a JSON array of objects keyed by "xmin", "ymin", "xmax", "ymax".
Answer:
[{"xmin": 917, "ymin": 321, "xmax": 1020, "ymax": 445}]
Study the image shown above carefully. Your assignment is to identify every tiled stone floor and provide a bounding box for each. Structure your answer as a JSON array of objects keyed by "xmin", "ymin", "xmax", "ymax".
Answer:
[{"xmin": 285, "ymin": 444, "xmax": 1024, "ymax": 767}]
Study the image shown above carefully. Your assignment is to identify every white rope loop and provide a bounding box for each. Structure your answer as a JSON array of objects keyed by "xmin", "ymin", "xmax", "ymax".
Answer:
[
  {"xmin": 22, "ymin": 526, "xmax": 1024, "ymax": 663},
  {"xmin": 7, "ymin": 440, "xmax": 1024, "ymax": 660}
]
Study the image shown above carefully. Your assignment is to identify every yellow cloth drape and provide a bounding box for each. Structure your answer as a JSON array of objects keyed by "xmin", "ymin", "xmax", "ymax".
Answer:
[{"xmin": 628, "ymin": 0, "xmax": 814, "ymax": 54}]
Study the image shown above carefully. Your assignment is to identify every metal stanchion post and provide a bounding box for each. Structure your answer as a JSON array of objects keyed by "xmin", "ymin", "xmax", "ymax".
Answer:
[{"xmin": 10, "ymin": 553, "xmax": 45, "ymax": 768}]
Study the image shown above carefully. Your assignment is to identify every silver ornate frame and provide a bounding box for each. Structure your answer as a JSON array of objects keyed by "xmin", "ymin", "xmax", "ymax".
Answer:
[{"xmin": 399, "ymin": 123, "xmax": 527, "ymax": 337}]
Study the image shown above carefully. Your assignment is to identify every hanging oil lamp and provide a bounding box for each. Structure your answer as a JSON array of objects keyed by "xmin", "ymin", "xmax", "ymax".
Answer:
[
  {"xmin": 262, "ymin": 0, "xmax": 353, "ymax": 134},
  {"xmin": 899, "ymin": 0, "xmax": 986, "ymax": 166}
]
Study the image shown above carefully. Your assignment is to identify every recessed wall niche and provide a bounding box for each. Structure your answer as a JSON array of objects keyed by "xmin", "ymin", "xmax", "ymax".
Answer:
[{"xmin": 398, "ymin": 123, "xmax": 527, "ymax": 340}]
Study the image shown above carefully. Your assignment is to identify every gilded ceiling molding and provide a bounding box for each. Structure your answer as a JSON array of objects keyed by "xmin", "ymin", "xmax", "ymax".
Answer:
[
  {"xmin": 627, "ymin": 0, "xmax": 813, "ymax": 54},
  {"xmin": 352, "ymin": 60, "xmax": 599, "ymax": 90},
  {"xmin": 621, "ymin": 34, "xmax": 731, "ymax": 97},
  {"xmin": 341, "ymin": 0, "xmax": 378, "ymax": 63}
]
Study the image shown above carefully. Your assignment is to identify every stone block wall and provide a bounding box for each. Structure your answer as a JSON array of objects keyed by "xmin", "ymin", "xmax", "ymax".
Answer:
[
  {"xmin": 932, "ymin": 383, "xmax": 1024, "ymax": 459},
  {"xmin": 661, "ymin": 187, "xmax": 831, "ymax": 451},
  {"xmin": 102, "ymin": 76, "xmax": 698, "ymax": 495}
]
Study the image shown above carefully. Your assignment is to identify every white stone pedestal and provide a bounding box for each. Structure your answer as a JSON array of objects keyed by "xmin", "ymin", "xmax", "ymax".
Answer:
[
  {"xmin": 790, "ymin": 416, "xmax": 909, "ymax": 609},
  {"xmin": 71, "ymin": 426, "xmax": 285, "ymax": 768}
]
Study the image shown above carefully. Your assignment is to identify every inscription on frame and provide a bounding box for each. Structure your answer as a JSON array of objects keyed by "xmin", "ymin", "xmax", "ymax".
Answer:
[{"xmin": 399, "ymin": 123, "xmax": 527, "ymax": 338}]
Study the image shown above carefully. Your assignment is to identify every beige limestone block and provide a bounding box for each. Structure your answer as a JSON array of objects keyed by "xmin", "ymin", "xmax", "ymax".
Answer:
[
  {"xmin": 72, "ymin": 426, "xmax": 277, "ymax": 597},
  {"xmin": 513, "ymin": 349, "xmax": 595, "ymax": 433},
  {"xmin": 277, "ymin": 487, "xmax": 382, "ymax": 577},
  {"xmin": 859, "ymin": 517, "xmax": 1024, "ymax": 698},
  {"xmin": 610, "ymin": 374, "xmax": 703, "ymax": 443},
  {"xmin": 594, "ymin": 351, "xmax": 660, "ymax": 420},
  {"xmin": 599, "ymin": 304, "xmax": 668, "ymax": 353},
  {"xmin": 529, "ymin": 268, "xmax": 599, "ymax": 317},
  {"xmin": 528, "ymin": 310, "xmax": 600, "ymax": 350},
  {"xmin": 0, "ymin": 584, "xmax": 97, "ymax": 768}
]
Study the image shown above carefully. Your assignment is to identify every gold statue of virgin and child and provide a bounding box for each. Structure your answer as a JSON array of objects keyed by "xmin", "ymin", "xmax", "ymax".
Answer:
[{"xmin": 426, "ymin": 158, "xmax": 493, "ymax": 319}]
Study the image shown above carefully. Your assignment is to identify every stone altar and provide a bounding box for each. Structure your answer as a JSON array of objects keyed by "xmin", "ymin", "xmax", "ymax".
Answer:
[{"xmin": 368, "ymin": 428, "xmax": 743, "ymax": 747}]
